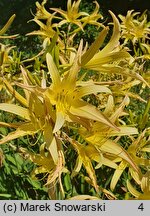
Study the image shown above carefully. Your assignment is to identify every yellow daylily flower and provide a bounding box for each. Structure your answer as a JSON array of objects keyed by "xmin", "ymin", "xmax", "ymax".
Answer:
[
  {"xmin": 81, "ymin": 11, "xmax": 131, "ymax": 74},
  {"xmin": 81, "ymin": 11, "xmax": 130, "ymax": 72},
  {"xmin": 80, "ymin": 11, "xmax": 148, "ymax": 87},
  {"xmin": 35, "ymin": 0, "xmax": 52, "ymax": 20},
  {"xmin": 79, "ymin": 95, "xmax": 139, "ymax": 174},
  {"xmin": 62, "ymin": 132, "xmax": 99, "ymax": 192},
  {"xmin": 0, "ymin": 68, "xmax": 59, "ymax": 163},
  {"xmin": 20, "ymin": 145, "xmax": 55, "ymax": 177},
  {"xmin": 80, "ymin": 123, "xmax": 139, "ymax": 172},
  {"xmin": 20, "ymin": 143, "xmax": 66, "ymax": 189},
  {"xmin": 127, "ymin": 171, "xmax": 150, "ymax": 200},
  {"xmin": 0, "ymin": 90, "xmax": 54, "ymax": 146},
  {"xmin": 127, "ymin": 129, "xmax": 150, "ymax": 167},
  {"xmin": 119, "ymin": 10, "xmax": 150, "ymax": 45},
  {"xmin": 110, "ymin": 128, "xmax": 150, "ymax": 193},
  {"xmin": 27, "ymin": 16, "xmax": 56, "ymax": 41},
  {"xmin": 44, "ymin": 52, "xmax": 118, "ymax": 133},
  {"xmin": 80, "ymin": 1, "xmax": 104, "ymax": 28},
  {"xmin": 51, "ymin": 0, "xmax": 89, "ymax": 30}
]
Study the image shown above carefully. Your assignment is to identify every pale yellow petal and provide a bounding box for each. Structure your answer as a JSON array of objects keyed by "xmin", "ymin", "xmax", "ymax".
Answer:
[
  {"xmin": 71, "ymin": 156, "xmax": 82, "ymax": 177},
  {"xmin": 127, "ymin": 180, "xmax": 141, "ymax": 198},
  {"xmin": 0, "ymin": 123, "xmax": 37, "ymax": 145},
  {"xmin": 81, "ymin": 27, "xmax": 108, "ymax": 66},
  {"xmin": 85, "ymin": 51, "xmax": 130, "ymax": 69},
  {"xmin": 0, "ymin": 121, "xmax": 23, "ymax": 128},
  {"xmin": 76, "ymin": 84, "xmax": 111, "ymax": 98},
  {"xmin": 66, "ymin": 39, "xmax": 83, "ymax": 86},
  {"xmin": 0, "ymin": 103, "xmax": 30, "ymax": 120},
  {"xmin": 108, "ymin": 126, "xmax": 138, "ymax": 136},
  {"xmin": 70, "ymin": 101, "xmax": 119, "ymax": 131},
  {"xmin": 48, "ymin": 137, "xmax": 58, "ymax": 164},
  {"xmin": 110, "ymin": 161, "xmax": 127, "ymax": 191},
  {"xmin": 100, "ymin": 139, "xmax": 139, "ymax": 173},
  {"xmin": 46, "ymin": 53, "xmax": 61, "ymax": 86},
  {"xmin": 68, "ymin": 195, "xmax": 101, "ymax": 200},
  {"xmin": 100, "ymin": 11, "xmax": 120, "ymax": 55},
  {"xmin": 3, "ymin": 79, "xmax": 28, "ymax": 107},
  {"xmin": 53, "ymin": 111, "xmax": 65, "ymax": 133}
]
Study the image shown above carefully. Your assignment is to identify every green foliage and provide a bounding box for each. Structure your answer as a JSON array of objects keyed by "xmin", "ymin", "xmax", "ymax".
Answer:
[{"xmin": 0, "ymin": 145, "xmax": 48, "ymax": 199}]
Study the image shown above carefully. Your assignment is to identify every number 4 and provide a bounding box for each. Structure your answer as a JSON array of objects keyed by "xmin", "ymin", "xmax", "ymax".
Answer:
[{"xmin": 138, "ymin": 203, "xmax": 144, "ymax": 211}]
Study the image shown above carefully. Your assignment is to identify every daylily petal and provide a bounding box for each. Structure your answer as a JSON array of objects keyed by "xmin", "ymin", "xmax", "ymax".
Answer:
[
  {"xmin": 50, "ymin": 8, "xmax": 67, "ymax": 19},
  {"xmin": 127, "ymin": 180, "xmax": 141, "ymax": 198},
  {"xmin": 66, "ymin": 134, "xmax": 99, "ymax": 192},
  {"xmin": 53, "ymin": 111, "xmax": 65, "ymax": 133},
  {"xmin": 0, "ymin": 103, "xmax": 30, "ymax": 120},
  {"xmin": 68, "ymin": 112, "xmax": 91, "ymax": 129},
  {"xmin": 43, "ymin": 123, "xmax": 53, "ymax": 147},
  {"xmin": 81, "ymin": 125, "xmax": 138, "ymax": 139},
  {"xmin": 49, "ymin": 137, "xmax": 58, "ymax": 164},
  {"xmin": 71, "ymin": 156, "xmax": 82, "ymax": 177},
  {"xmin": 68, "ymin": 195, "xmax": 101, "ymax": 200},
  {"xmin": 110, "ymin": 161, "xmax": 128, "ymax": 191},
  {"xmin": 46, "ymin": 53, "xmax": 61, "ymax": 86},
  {"xmin": 85, "ymin": 143, "xmax": 118, "ymax": 169},
  {"xmin": 3, "ymin": 79, "xmax": 28, "ymax": 107},
  {"xmin": 70, "ymin": 100, "xmax": 119, "ymax": 130},
  {"xmin": 66, "ymin": 39, "xmax": 83, "ymax": 86},
  {"xmin": 100, "ymin": 11, "xmax": 120, "ymax": 55},
  {"xmin": 0, "ymin": 122, "xmax": 24, "ymax": 128},
  {"xmin": 85, "ymin": 50, "xmax": 130, "ymax": 68},
  {"xmin": 100, "ymin": 157, "xmax": 118, "ymax": 169},
  {"xmin": 104, "ymin": 126, "xmax": 138, "ymax": 137},
  {"xmin": 81, "ymin": 27, "xmax": 108, "ymax": 66},
  {"xmin": 45, "ymin": 150, "xmax": 65, "ymax": 185},
  {"xmin": 33, "ymin": 19, "xmax": 47, "ymax": 30},
  {"xmin": 76, "ymin": 84, "xmax": 111, "ymax": 99},
  {"xmin": 21, "ymin": 148, "xmax": 54, "ymax": 172},
  {"xmin": 100, "ymin": 139, "xmax": 139, "ymax": 173},
  {"xmin": 0, "ymin": 123, "xmax": 38, "ymax": 145}
]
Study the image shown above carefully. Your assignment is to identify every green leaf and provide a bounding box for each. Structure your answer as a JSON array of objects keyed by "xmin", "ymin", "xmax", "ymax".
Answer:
[{"xmin": 0, "ymin": 194, "xmax": 11, "ymax": 198}]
